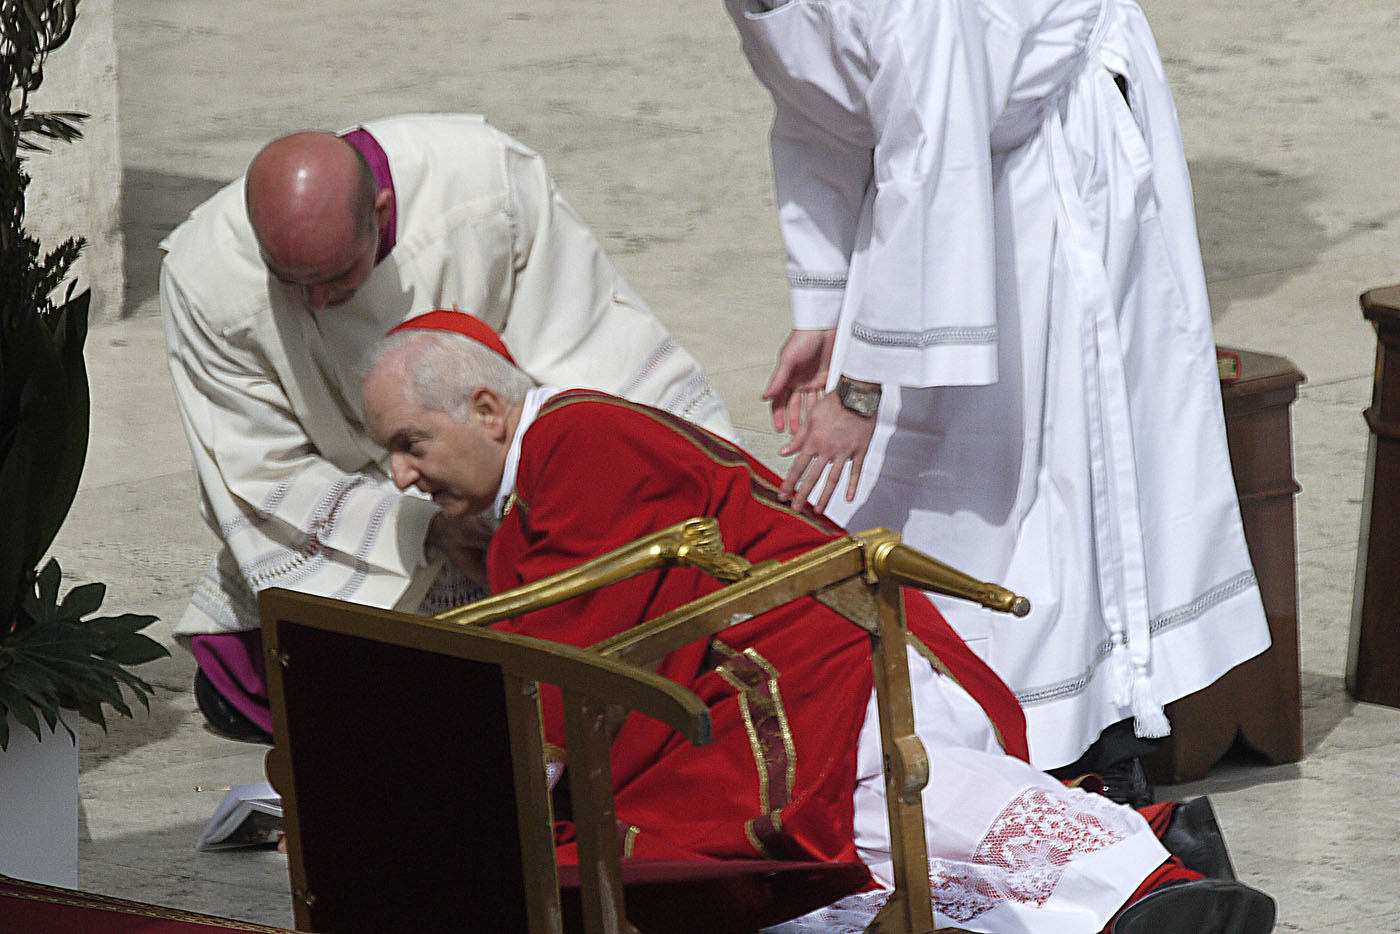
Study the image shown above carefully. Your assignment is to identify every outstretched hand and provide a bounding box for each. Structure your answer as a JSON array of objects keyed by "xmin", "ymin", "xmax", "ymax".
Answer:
[
  {"xmin": 779, "ymin": 391, "xmax": 876, "ymax": 514},
  {"xmin": 763, "ymin": 328, "xmax": 837, "ymax": 434}
]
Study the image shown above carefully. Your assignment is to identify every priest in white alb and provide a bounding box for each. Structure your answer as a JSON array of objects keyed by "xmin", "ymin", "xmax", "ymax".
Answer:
[
  {"xmin": 159, "ymin": 113, "xmax": 733, "ymax": 741},
  {"xmin": 725, "ymin": 0, "xmax": 1271, "ymax": 787}
]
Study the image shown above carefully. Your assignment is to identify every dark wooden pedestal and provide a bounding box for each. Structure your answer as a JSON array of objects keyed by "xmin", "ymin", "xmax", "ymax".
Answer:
[
  {"xmin": 1144, "ymin": 347, "xmax": 1305, "ymax": 784},
  {"xmin": 1348, "ymin": 286, "xmax": 1400, "ymax": 707}
]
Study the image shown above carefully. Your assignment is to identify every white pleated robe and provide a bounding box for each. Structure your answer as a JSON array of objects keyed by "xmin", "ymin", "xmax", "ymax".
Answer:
[
  {"xmin": 727, "ymin": 0, "xmax": 1271, "ymax": 768},
  {"xmin": 161, "ymin": 114, "xmax": 733, "ymax": 639}
]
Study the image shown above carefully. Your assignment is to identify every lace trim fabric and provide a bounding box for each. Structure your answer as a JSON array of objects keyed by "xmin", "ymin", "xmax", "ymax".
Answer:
[
  {"xmin": 414, "ymin": 563, "xmax": 489, "ymax": 616},
  {"xmin": 188, "ymin": 551, "xmax": 261, "ymax": 630},
  {"xmin": 216, "ymin": 473, "xmax": 396, "ymax": 599},
  {"xmin": 762, "ymin": 787, "xmax": 1138, "ymax": 932},
  {"xmin": 787, "ymin": 270, "xmax": 849, "ymax": 291},
  {"xmin": 760, "ymin": 889, "xmax": 892, "ymax": 933},
  {"xmin": 1015, "ymin": 569, "xmax": 1261, "ymax": 708},
  {"xmin": 929, "ymin": 787, "xmax": 1136, "ymax": 923},
  {"xmin": 850, "ymin": 322, "xmax": 998, "ymax": 349}
]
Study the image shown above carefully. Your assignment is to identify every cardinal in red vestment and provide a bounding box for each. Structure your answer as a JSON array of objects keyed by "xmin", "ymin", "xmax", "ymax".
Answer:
[{"xmin": 358, "ymin": 311, "xmax": 1276, "ymax": 934}]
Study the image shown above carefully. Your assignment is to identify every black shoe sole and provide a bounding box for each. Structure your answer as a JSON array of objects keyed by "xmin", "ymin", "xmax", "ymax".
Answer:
[
  {"xmin": 1113, "ymin": 879, "xmax": 1276, "ymax": 934},
  {"xmin": 194, "ymin": 669, "xmax": 274, "ymax": 745},
  {"xmin": 1162, "ymin": 797, "xmax": 1237, "ymax": 881}
]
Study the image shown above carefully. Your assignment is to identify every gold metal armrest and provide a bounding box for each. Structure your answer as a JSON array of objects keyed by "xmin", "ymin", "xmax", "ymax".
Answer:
[
  {"xmin": 434, "ymin": 517, "xmax": 751, "ymax": 626},
  {"xmin": 590, "ymin": 529, "xmax": 1030, "ymax": 668},
  {"xmin": 432, "ymin": 518, "xmax": 1028, "ymax": 633},
  {"xmin": 593, "ymin": 537, "xmax": 868, "ymax": 665},
  {"xmin": 856, "ymin": 529, "xmax": 1031, "ymax": 617}
]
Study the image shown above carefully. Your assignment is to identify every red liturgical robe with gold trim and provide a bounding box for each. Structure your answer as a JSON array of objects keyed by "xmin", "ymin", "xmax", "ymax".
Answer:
[{"xmin": 488, "ymin": 391, "xmax": 1027, "ymax": 868}]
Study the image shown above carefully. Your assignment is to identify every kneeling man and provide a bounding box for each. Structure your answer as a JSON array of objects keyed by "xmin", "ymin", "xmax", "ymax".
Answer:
[{"xmin": 360, "ymin": 311, "xmax": 1275, "ymax": 934}]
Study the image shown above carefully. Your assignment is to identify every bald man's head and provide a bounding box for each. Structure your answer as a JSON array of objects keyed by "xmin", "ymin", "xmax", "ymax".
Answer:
[{"xmin": 245, "ymin": 131, "xmax": 391, "ymax": 310}]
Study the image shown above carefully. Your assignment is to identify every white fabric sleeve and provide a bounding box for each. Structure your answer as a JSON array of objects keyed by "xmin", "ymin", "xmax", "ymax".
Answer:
[
  {"xmin": 840, "ymin": 0, "xmax": 999, "ymax": 388},
  {"xmin": 769, "ymin": 104, "xmax": 873, "ymax": 331},
  {"xmin": 161, "ymin": 266, "xmax": 439, "ymax": 627},
  {"xmin": 497, "ymin": 143, "xmax": 733, "ymax": 436}
]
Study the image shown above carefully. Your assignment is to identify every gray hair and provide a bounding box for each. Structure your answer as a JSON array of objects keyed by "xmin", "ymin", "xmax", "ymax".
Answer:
[{"xmin": 367, "ymin": 328, "xmax": 536, "ymax": 419}]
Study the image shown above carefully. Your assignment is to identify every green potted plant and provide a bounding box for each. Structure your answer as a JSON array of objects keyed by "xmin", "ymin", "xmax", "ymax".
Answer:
[{"xmin": 1, "ymin": 0, "xmax": 167, "ymax": 848}]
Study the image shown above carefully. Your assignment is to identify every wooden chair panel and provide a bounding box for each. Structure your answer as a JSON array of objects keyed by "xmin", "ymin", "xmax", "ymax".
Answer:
[{"xmin": 269, "ymin": 621, "xmax": 535, "ymax": 933}]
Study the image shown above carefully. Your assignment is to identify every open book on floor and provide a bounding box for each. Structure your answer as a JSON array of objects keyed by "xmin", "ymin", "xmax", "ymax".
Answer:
[{"xmin": 196, "ymin": 782, "xmax": 284, "ymax": 851}]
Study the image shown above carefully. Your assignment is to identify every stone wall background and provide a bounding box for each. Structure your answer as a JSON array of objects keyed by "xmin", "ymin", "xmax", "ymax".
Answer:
[{"xmin": 24, "ymin": 0, "xmax": 124, "ymax": 323}]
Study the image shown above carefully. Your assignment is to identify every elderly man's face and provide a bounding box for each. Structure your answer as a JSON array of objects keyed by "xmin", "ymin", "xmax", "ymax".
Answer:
[{"xmin": 364, "ymin": 360, "xmax": 508, "ymax": 518}]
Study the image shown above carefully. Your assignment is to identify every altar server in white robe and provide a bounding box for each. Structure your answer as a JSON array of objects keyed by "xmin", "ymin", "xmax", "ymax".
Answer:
[
  {"xmin": 160, "ymin": 113, "xmax": 732, "ymax": 738},
  {"xmin": 724, "ymin": 0, "xmax": 1271, "ymax": 772}
]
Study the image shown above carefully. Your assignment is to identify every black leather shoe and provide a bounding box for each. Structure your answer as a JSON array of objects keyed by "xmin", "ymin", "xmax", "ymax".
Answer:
[
  {"xmin": 1113, "ymin": 879, "xmax": 1275, "ymax": 934},
  {"xmin": 1098, "ymin": 756, "xmax": 1154, "ymax": 808},
  {"xmin": 1162, "ymin": 797, "xmax": 1236, "ymax": 880},
  {"xmin": 194, "ymin": 669, "xmax": 274, "ymax": 744}
]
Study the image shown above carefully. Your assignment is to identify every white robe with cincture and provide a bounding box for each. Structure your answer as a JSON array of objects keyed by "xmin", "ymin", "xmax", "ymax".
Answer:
[
  {"xmin": 727, "ymin": 0, "xmax": 1271, "ymax": 768},
  {"xmin": 161, "ymin": 113, "xmax": 733, "ymax": 639}
]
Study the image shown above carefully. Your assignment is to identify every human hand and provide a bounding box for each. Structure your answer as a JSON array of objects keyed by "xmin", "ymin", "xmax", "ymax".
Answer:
[
  {"xmin": 426, "ymin": 511, "xmax": 494, "ymax": 584},
  {"xmin": 779, "ymin": 391, "xmax": 877, "ymax": 513},
  {"xmin": 762, "ymin": 328, "xmax": 836, "ymax": 434}
]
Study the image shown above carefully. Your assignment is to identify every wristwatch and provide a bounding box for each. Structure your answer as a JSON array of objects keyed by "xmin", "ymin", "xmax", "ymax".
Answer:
[{"xmin": 835, "ymin": 376, "xmax": 882, "ymax": 417}]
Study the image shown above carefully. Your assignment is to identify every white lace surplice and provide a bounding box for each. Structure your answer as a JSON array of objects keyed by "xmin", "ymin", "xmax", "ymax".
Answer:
[{"xmin": 778, "ymin": 646, "xmax": 1165, "ymax": 934}]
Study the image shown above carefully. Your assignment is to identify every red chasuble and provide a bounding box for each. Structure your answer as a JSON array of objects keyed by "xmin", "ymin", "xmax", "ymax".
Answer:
[{"xmin": 488, "ymin": 391, "xmax": 1027, "ymax": 870}]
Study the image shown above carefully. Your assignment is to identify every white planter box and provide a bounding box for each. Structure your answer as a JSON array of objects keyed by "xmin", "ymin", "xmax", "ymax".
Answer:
[{"xmin": 0, "ymin": 717, "xmax": 78, "ymax": 887}]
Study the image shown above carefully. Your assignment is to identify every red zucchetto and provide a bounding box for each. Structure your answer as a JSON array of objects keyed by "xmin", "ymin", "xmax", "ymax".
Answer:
[{"xmin": 386, "ymin": 308, "xmax": 515, "ymax": 364}]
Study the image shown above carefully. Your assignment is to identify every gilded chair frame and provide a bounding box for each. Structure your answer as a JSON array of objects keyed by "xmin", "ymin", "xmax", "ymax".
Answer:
[{"xmin": 263, "ymin": 517, "xmax": 1027, "ymax": 934}]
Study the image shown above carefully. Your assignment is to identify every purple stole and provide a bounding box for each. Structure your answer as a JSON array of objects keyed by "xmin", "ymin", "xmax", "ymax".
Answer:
[{"xmin": 341, "ymin": 127, "xmax": 397, "ymax": 262}]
